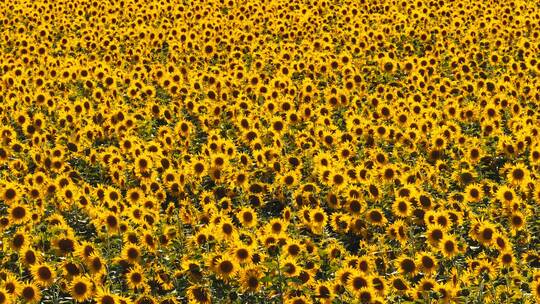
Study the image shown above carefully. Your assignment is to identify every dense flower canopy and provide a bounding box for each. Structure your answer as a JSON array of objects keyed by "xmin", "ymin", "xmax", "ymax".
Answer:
[{"xmin": 1, "ymin": 0, "xmax": 540, "ymax": 303}]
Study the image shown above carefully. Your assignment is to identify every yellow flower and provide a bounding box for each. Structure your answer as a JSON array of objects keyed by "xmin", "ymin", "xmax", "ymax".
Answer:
[
  {"xmin": 8, "ymin": 204, "xmax": 28, "ymax": 224},
  {"xmin": 392, "ymin": 198, "xmax": 412, "ymax": 218},
  {"xmin": 126, "ymin": 264, "xmax": 147, "ymax": 291},
  {"xmin": 94, "ymin": 287, "xmax": 118, "ymax": 304},
  {"xmin": 416, "ymin": 252, "xmax": 438, "ymax": 274},
  {"xmin": 121, "ymin": 244, "xmax": 142, "ymax": 264},
  {"xmin": 396, "ymin": 256, "xmax": 417, "ymax": 276},
  {"xmin": 237, "ymin": 207, "xmax": 258, "ymax": 228},
  {"xmin": 239, "ymin": 267, "xmax": 263, "ymax": 292},
  {"xmin": 464, "ymin": 183, "xmax": 483, "ymax": 203},
  {"xmin": 30, "ymin": 263, "xmax": 55, "ymax": 287},
  {"xmin": 187, "ymin": 285, "xmax": 211, "ymax": 304},
  {"xmin": 214, "ymin": 256, "xmax": 238, "ymax": 281},
  {"xmin": 507, "ymin": 163, "xmax": 530, "ymax": 187},
  {"xmin": 20, "ymin": 283, "xmax": 41, "ymax": 304},
  {"xmin": 532, "ymin": 280, "xmax": 540, "ymax": 301},
  {"xmin": 69, "ymin": 276, "xmax": 93, "ymax": 302},
  {"xmin": 1, "ymin": 183, "xmax": 19, "ymax": 204},
  {"xmin": 439, "ymin": 235, "xmax": 460, "ymax": 258},
  {"xmin": 0, "ymin": 288, "xmax": 12, "ymax": 304}
]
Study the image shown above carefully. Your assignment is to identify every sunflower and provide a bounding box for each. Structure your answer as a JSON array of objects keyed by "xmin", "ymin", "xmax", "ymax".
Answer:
[
  {"xmin": 347, "ymin": 270, "xmax": 371, "ymax": 294},
  {"xmin": 1, "ymin": 274, "xmax": 21, "ymax": 297},
  {"xmin": 61, "ymin": 260, "xmax": 81, "ymax": 278},
  {"xmin": 126, "ymin": 264, "xmax": 147, "ymax": 291},
  {"xmin": 240, "ymin": 267, "xmax": 263, "ymax": 292},
  {"xmin": 216, "ymin": 218, "xmax": 237, "ymax": 240},
  {"xmin": 159, "ymin": 297, "xmax": 178, "ymax": 304},
  {"xmin": 54, "ymin": 235, "xmax": 77, "ymax": 256},
  {"xmin": 474, "ymin": 259, "xmax": 498, "ymax": 280},
  {"xmin": 530, "ymin": 146, "xmax": 540, "ymax": 166},
  {"xmin": 230, "ymin": 171, "xmax": 250, "ymax": 189},
  {"xmin": 191, "ymin": 230, "xmax": 209, "ymax": 248},
  {"xmin": 69, "ymin": 276, "xmax": 93, "ymax": 302},
  {"xmin": 313, "ymin": 281, "xmax": 334, "ymax": 301},
  {"xmin": 390, "ymin": 276, "xmax": 409, "ymax": 294},
  {"xmin": 509, "ymin": 211, "xmax": 526, "ymax": 232},
  {"xmin": 11, "ymin": 232, "xmax": 29, "ymax": 251},
  {"xmin": 368, "ymin": 275, "xmax": 387, "ymax": 296},
  {"xmin": 102, "ymin": 212, "xmax": 121, "ymax": 233},
  {"xmin": 77, "ymin": 241, "xmax": 97, "ymax": 262},
  {"xmin": 344, "ymin": 197, "xmax": 364, "ymax": 215},
  {"xmin": 1, "ymin": 183, "xmax": 20, "ymax": 204},
  {"xmin": 30, "ymin": 263, "xmax": 55, "ymax": 287},
  {"xmin": 231, "ymin": 245, "xmax": 252, "ymax": 264},
  {"xmin": 417, "ymin": 277, "xmax": 437, "ymax": 293},
  {"xmin": 426, "ymin": 224, "xmax": 445, "ymax": 247},
  {"xmin": 155, "ymin": 267, "xmax": 175, "ymax": 291},
  {"xmin": 464, "ymin": 183, "xmax": 483, "ymax": 203},
  {"xmin": 507, "ymin": 163, "xmax": 530, "ymax": 187},
  {"xmin": 532, "ymin": 280, "xmax": 540, "ymax": 302},
  {"xmin": 284, "ymin": 295, "xmax": 311, "ymax": 304},
  {"xmin": 94, "ymin": 287, "xmax": 118, "ymax": 304},
  {"xmin": 282, "ymin": 243, "xmax": 302, "ymax": 258},
  {"xmin": 354, "ymin": 256, "xmax": 374, "ymax": 274},
  {"xmin": 434, "ymin": 211, "xmax": 452, "ymax": 229},
  {"xmin": 141, "ymin": 231, "xmax": 158, "ymax": 252},
  {"xmin": 309, "ymin": 207, "xmax": 328, "ymax": 233},
  {"xmin": 266, "ymin": 218, "xmax": 288, "ymax": 235},
  {"xmin": 476, "ymin": 222, "xmax": 497, "ymax": 246},
  {"xmin": 493, "ymin": 233, "xmax": 510, "ymax": 252},
  {"xmin": 396, "ymin": 256, "xmax": 417, "ymax": 276},
  {"xmin": 187, "ymin": 285, "xmax": 211, "ymax": 304},
  {"xmin": 20, "ymin": 283, "xmax": 41, "ymax": 304},
  {"xmin": 20, "ymin": 246, "xmax": 42, "ymax": 266},
  {"xmin": 387, "ymin": 220, "xmax": 408, "ymax": 244},
  {"xmin": 0, "ymin": 216, "xmax": 10, "ymax": 230},
  {"xmin": 329, "ymin": 171, "xmax": 348, "ymax": 190},
  {"xmin": 326, "ymin": 242, "xmax": 346, "ymax": 261},
  {"xmin": 121, "ymin": 244, "xmax": 142, "ymax": 264},
  {"xmin": 380, "ymin": 164, "xmax": 399, "ymax": 183},
  {"xmin": 86, "ymin": 254, "xmax": 106, "ymax": 276},
  {"xmin": 179, "ymin": 258, "xmax": 202, "ymax": 283},
  {"xmin": 134, "ymin": 154, "xmax": 153, "ymax": 177},
  {"xmin": 358, "ymin": 287, "xmax": 376, "ymax": 303},
  {"xmin": 392, "ymin": 198, "xmax": 412, "ymax": 218},
  {"xmin": 417, "ymin": 252, "xmax": 438, "ymax": 274},
  {"xmin": 498, "ymin": 250, "xmax": 515, "ymax": 268},
  {"xmin": 334, "ymin": 266, "xmax": 354, "ymax": 287},
  {"xmin": 440, "ymin": 235, "xmax": 460, "ymax": 258},
  {"xmin": 0, "ymin": 288, "xmax": 12, "ymax": 304},
  {"xmin": 330, "ymin": 213, "xmax": 350, "ymax": 233},
  {"xmin": 8, "ymin": 204, "xmax": 28, "ymax": 224},
  {"xmin": 214, "ymin": 256, "xmax": 238, "ymax": 280},
  {"xmin": 126, "ymin": 188, "xmax": 144, "ymax": 205},
  {"xmin": 281, "ymin": 257, "xmax": 301, "ymax": 277},
  {"xmin": 496, "ymin": 185, "xmax": 516, "ymax": 206},
  {"xmin": 366, "ymin": 208, "xmax": 387, "ymax": 226},
  {"xmin": 436, "ymin": 282, "xmax": 459, "ymax": 303},
  {"xmin": 465, "ymin": 146, "xmax": 483, "ymax": 163}
]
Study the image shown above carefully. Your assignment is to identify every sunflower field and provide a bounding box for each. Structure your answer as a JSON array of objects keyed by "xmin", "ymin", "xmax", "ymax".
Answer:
[{"xmin": 1, "ymin": 0, "xmax": 540, "ymax": 303}]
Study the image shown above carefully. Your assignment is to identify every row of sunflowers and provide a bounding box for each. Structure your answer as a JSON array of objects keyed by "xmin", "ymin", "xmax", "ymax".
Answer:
[{"xmin": 1, "ymin": 0, "xmax": 539, "ymax": 303}]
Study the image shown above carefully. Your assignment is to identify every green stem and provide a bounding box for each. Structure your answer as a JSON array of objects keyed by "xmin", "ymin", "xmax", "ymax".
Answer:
[
  {"xmin": 505, "ymin": 271, "xmax": 510, "ymax": 304},
  {"xmin": 477, "ymin": 276, "xmax": 485, "ymax": 304},
  {"xmin": 275, "ymin": 253, "xmax": 284, "ymax": 304}
]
